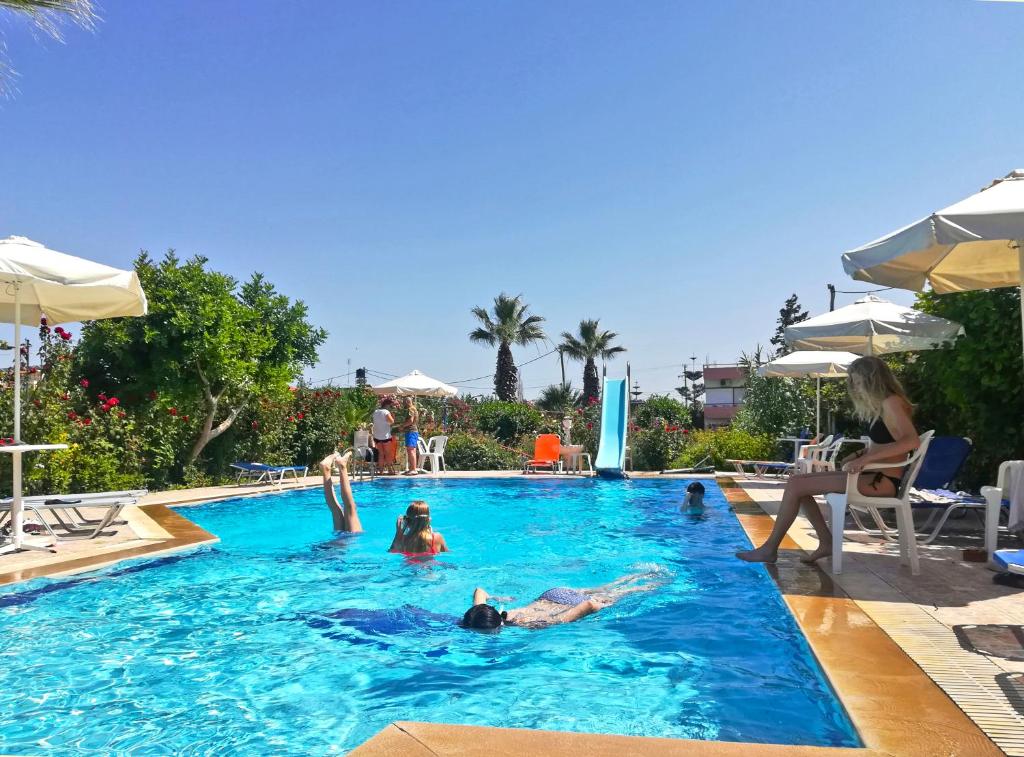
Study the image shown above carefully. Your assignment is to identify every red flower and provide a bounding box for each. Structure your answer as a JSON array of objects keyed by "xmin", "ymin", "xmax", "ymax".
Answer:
[
  {"xmin": 61, "ymin": 332, "xmax": 72, "ymax": 341},
  {"xmin": 682, "ymin": 428, "xmax": 689, "ymax": 434},
  {"xmin": 118, "ymin": 411, "xmax": 126, "ymax": 419},
  {"xmin": 107, "ymin": 397, "xmax": 119, "ymax": 407},
  {"xmin": 61, "ymin": 393, "xmax": 70, "ymax": 401},
  {"xmin": 80, "ymin": 379, "xmax": 89, "ymax": 388},
  {"xmin": 148, "ymin": 390, "xmax": 158, "ymax": 401},
  {"xmin": 81, "ymin": 417, "xmax": 92, "ymax": 426},
  {"xmin": 101, "ymin": 405, "xmax": 111, "ymax": 413},
  {"xmin": 40, "ymin": 317, "xmax": 47, "ymax": 327},
  {"xmin": 98, "ymin": 393, "xmax": 108, "ymax": 403},
  {"xmin": 586, "ymin": 422, "xmax": 593, "ymax": 430},
  {"xmin": 251, "ymin": 421, "xmax": 259, "ymax": 429},
  {"xmin": 182, "ymin": 415, "xmax": 189, "ymax": 422},
  {"xmin": 168, "ymin": 407, "xmax": 178, "ymax": 416},
  {"xmin": 297, "ymin": 412, "xmax": 305, "ymax": 420},
  {"xmin": 287, "ymin": 415, "xmax": 295, "ymax": 422},
  {"xmin": 32, "ymin": 399, "xmax": 40, "ymax": 407},
  {"xmin": 67, "ymin": 411, "xmax": 77, "ymax": 420}
]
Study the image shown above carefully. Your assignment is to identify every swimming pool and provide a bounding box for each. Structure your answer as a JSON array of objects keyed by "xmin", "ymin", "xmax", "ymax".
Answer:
[{"xmin": 0, "ymin": 478, "xmax": 859, "ymax": 754}]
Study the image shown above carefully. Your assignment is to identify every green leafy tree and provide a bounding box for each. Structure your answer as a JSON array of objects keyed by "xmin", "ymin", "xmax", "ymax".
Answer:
[
  {"xmin": 633, "ymin": 394, "xmax": 691, "ymax": 429},
  {"xmin": 76, "ymin": 251, "xmax": 326, "ymax": 472},
  {"xmin": 469, "ymin": 293, "xmax": 546, "ymax": 401},
  {"xmin": 733, "ymin": 347, "xmax": 812, "ymax": 437},
  {"xmin": 770, "ymin": 293, "xmax": 809, "ymax": 356},
  {"xmin": 895, "ymin": 288, "xmax": 1023, "ymax": 489},
  {"xmin": 536, "ymin": 383, "xmax": 582, "ymax": 413},
  {"xmin": 559, "ymin": 319, "xmax": 626, "ymax": 404}
]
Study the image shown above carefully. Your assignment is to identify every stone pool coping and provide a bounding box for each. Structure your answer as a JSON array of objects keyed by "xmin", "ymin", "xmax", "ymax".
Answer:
[{"xmin": 0, "ymin": 472, "xmax": 1000, "ymax": 755}]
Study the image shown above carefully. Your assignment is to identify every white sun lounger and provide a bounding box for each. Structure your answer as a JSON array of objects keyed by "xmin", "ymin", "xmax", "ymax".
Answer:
[
  {"xmin": 0, "ymin": 489, "xmax": 147, "ymax": 541},
  {"xmin": 725, "ymin": 459, "xmax": 794, "ymax": 478}
]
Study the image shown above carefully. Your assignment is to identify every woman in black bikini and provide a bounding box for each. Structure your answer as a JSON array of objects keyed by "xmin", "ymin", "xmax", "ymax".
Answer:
[{"xmin": 736, "ymin": 356, "xmax": 920, "ymax": 565}]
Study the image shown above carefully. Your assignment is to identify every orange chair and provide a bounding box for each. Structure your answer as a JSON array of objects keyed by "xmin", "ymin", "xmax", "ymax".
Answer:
[{"xmin": 524, "ymin": 434, "xmax": 563, "ymax": 474}]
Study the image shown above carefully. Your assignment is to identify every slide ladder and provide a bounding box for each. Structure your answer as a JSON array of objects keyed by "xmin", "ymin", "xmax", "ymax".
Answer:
[{"xmin": 594, "ymin": 364, "xmax": 630, "ymax": 479}]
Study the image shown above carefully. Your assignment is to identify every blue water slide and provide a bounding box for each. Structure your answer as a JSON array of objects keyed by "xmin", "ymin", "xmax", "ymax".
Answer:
[{"xmin": 594, "ymin": 374, "xmax": 629, "ymax": 478}]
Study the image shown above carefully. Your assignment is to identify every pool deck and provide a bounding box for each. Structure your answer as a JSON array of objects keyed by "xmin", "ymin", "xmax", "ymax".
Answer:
[{"xmin": 0, "ymin": 471, "xmax": 1012, "ymax": 755}]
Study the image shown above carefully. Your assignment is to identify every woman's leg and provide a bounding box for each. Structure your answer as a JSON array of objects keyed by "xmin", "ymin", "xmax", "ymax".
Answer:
[
  {"xmin": 736, "ymin": 471, "xmax": 848, "ymax": 563},
  {"xmin": 320, "ymin": 453, "xmax": 347, "ymax": 531},
  {"xmin": 335, "ymin": 452, "xmax": 363, "ymax": 532}
]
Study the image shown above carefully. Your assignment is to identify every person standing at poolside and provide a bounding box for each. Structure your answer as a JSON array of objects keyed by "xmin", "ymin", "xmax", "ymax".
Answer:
[
  {"xmin": 736, "ymin": 356, "xmax": 920, "ymax": 565},
  {"xmin": 400, "ymin": 397, "xmax": 420, "ymax": 475},
  {"xmin": 372, "ymin": 396, "xmax": 398, "ymax": 475}
]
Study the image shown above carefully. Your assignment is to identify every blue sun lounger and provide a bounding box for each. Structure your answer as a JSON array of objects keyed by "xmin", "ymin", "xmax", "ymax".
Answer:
[{"xmin": 231, "ymin": 462, "xmax": 308, "ymax": 486}]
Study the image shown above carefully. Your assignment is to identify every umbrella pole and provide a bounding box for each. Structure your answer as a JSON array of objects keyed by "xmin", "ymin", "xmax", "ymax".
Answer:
[
  {"xmin": 1019, "ymin": 242, "xmax": 1024, "ymax": 371},
  {"xmin": 816, "ymin": 377, "xmax": 821, "ymax": 438},
  {"xmin": 6, "ymin": 285, "xmax": 24, "ymax": 551}
]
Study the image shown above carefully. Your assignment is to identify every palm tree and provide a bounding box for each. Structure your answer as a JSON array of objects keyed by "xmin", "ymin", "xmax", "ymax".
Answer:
[
  {"xmin": 469, "ymin": 293, "xmax": 546, "ymax": 402},
  {"xmin": 1, "ymin": 1, "xmax": 97, "ymax": 94},
  {"xmin": 560, "ymin": 319, "xmax": 626, "ymax": 404},
  {"xmin": 536, "ymin": 382, "xmax": 582, "ymax": 413}
]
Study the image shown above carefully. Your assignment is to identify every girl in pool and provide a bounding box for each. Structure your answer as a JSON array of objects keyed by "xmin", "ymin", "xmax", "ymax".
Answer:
[
  {"xmin": 461, "ymin": 570, "xmax": 664, "ymax": 630},
  {"xmin": 388, "ymin": 501, "xmax": 449, "ymax": 555},
  {"xmin": 319, "ymin": 452, "xmax": 449, "ymax": 555},
  {"xmin": 736, "ymin": 356, "xmax": 919, "ymax": 565}
]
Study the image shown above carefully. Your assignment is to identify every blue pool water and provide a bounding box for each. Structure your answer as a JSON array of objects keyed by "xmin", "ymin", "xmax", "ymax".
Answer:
[{"xmin": 0, "ymin": 478, "xmax": 859, "ymax": 754}]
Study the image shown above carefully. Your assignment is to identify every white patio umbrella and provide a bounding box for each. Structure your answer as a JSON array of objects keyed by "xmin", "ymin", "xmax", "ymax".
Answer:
[
  {"xmin": 371, "ymin": 370, "xmax": 457, "ymax": 398},
  {"xmin": 758, "ymin": 350, "xmax": 859, "ymax": 436},
  {"xmin": 841, "ymin": 168, "xmax": 1024, "ymax": 362},
  {"xmin": 0, "ymin": 236, "xmax": 148, "ymax": 554},
  {"xmin": 784, "ymin": 294, "xmax": 964, "ymax": 356}
]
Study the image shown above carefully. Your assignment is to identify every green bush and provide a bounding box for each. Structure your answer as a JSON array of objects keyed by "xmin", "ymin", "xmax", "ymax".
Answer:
[
  {"xmin": 472, "ymin": 401, "xmax": 545, "ymax": 445},
  {"xmin": 670, "ymin": 428, "xmax": 777, "ymax": 470},
  {"xmin": 444, "ymin": 432, "xmax": 521, "ymax": 470},
  {"xmin": 631, "ymin": 425, "xmax": 689, "ymax": 471},
  {"xmin": 633, "ymin": 394, "xmax": 692, "ymax": 429}
]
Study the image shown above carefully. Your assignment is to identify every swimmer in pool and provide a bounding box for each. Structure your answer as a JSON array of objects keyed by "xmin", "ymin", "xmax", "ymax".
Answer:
[
  {"xmin": 388, "ymin": 501, "xmax": 449, "ymax": 555},
  {"xmin": 681, "ymin": 481, "xmax": 705, "ymax": 515},
  {"xmin": 461, "ymin": 570, "xmax": 665, "ymax": 630},
  {"xmin": 320, "ymin": 453, "xmax": 449, "ymax": 556}
]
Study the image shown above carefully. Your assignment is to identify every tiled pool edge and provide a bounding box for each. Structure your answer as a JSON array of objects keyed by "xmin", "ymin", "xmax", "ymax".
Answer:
[
  {"xmin": 0, "ymin": 504, "xmax": 218, "ymax": 586},
  {"xmin": 717, "ymin": 475, "xmax": 1000, "ymax": 757},
  {"xmin": 351, "ymin": 476, "xmax": 999, "ymax": 757}
]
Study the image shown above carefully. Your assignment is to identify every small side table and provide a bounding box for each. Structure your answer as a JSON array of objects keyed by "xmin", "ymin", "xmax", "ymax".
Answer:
[{"xmin": 0, "ymin": 443, "xmax": 68, "ymax": 555}]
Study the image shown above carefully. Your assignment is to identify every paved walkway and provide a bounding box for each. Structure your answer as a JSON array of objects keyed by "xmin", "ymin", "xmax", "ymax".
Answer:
[{"xmin": 735, "ymin": 476, "xmax": 1024, "ymax": 756}]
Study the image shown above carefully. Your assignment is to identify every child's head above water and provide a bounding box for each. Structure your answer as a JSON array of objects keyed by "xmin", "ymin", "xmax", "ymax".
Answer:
[
  {"xmin": 681, "ymin": 481, "xmax": 706, "ymax": 515},
  {"xmin": 462, "ymin": 604, "xmax": 507, "ymax": 630}
]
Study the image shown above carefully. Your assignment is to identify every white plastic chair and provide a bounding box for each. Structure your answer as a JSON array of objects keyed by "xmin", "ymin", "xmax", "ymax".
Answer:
[
  {"xmin": 418, "ymin": 435, "xmax": 448, "ymax": 475},
  {"xmin": 351, "ymin": 429, "xmax": 377, "ymax": 480},
  {"xmin": 984, "ymin": 460, "xmax": 1024, "ymax": 560},
  {"xmin": 825, "ymin": 430, "xmax": 934, "ymax": 575},
  {"xmin": 796, "ymin": 435, "xmax": 834, "ymax": 474}
]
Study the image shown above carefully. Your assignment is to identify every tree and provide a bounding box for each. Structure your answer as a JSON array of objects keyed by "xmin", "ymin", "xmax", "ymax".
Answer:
[
  {"xmin": 733, "ymin": 346, "xmax": 812, "ymax": 436},
  {"xmin": 770, "ymin": 293, "xmax": 809, "ymax": 356},
  {"xmin": 895, "ymin": 288, "xmax": 1023, "ymax": 489},
  {"xmin": 76, "ymin": 251, "xmax": 327, "ymax": 471},
  {"xmin": 469, "ymin": 293, "xmax": 546, "ymax": 402},
  {"xmin": 0, "ymin": 1, "xmax": 96, "ymax": 94},
  {"xmin": 536, "ymin": 383, "xmax": 582, "ymax": 413},
  {"xmin": 559, "ymin": 319, "xmax": 626, "ymax": 404}
]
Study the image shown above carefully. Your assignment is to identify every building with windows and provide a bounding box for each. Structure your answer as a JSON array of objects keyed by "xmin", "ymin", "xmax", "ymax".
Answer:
[{"xmin": 702, "ymin": 363, "xmax": 746, "ymax": 429}]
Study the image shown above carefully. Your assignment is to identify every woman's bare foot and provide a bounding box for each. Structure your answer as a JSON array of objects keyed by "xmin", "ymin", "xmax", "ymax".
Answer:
[
  {"xmin": 800, "ymin": 545, "xmax": 832, "ymax": 564},
  {"xmin": 334, "ymin": 451, "xmax": 352, "ymax": 470},
  {"xmin": 736, "ymin": 547, "xmax": 778, "ymax": 564},
  {"xmin": 319, "ymin": 454, "xmax": 337, "ymax": 478}
]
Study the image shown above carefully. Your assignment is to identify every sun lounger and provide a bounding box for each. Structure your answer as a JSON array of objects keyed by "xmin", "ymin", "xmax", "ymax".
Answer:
[
  {"xmin": 661, "ymin": 456, "xmax": 715, "ymax": 475},
  {"xmin": 231, "ymin": 462, "xmax": 308, "ymax": 486},
  {"xmin": 0, "ymin": 489, "xmax": 147, "ymax": 541},
  {"xmin": 725, "ymin": 459, "xmax": 794, "ymax": 478}
]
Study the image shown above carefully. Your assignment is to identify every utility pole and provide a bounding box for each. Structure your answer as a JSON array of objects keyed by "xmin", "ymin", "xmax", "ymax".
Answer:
[
  {"xmin": 689, "ymin": 355, "xmax": 698, "ymax": 417},
  {"xmin": 827, "ymin": 283, "xmax": 836, "ymax": 311}
]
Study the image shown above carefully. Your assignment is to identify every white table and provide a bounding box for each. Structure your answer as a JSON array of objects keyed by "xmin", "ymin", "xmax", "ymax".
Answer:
[{"xmin": 0, "ymin": 443, "xmax": 68, "ymax": 554}]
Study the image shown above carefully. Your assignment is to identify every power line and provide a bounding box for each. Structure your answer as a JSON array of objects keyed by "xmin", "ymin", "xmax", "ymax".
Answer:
[{"xmin": 446, "ymin": 348, "xmax": 558, "ymax": 385}]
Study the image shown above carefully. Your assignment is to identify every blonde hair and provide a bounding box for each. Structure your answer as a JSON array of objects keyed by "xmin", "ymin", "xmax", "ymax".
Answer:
[
  {"xmin": 400, "ymin": 500, "xmax": 433, "ymax": 553},
  {"xmin": 846, "ymin": 356, "xmax": 911, "ymax": 422}
]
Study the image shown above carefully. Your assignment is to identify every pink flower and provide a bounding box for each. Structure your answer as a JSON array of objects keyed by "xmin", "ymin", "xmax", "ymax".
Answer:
[
  {"xmin": 80, "ymin": 379, "xmax": 89, "ymax": 388},
  {"xmin": 107, "ymin": 397, "xmax": 119, "ymax": 407},
  {"xmin": 288, "ymin": 386, "xmax": 297, "ymax": 393}
]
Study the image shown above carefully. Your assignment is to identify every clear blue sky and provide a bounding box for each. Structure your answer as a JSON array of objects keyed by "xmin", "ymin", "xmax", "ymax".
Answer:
[{"xmin": 2, "ymin": 1, "xmax": 1022, "ymax": 397}]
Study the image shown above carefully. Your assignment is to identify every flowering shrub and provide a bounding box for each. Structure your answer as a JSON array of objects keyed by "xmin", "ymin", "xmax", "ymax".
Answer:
[
  {"xmin": 472, "ymin": 401, "xmax": 546, "ymax": 445},
  {"xmin": 631, "ymin": 424, "xmax": 690, "ymax": 471},
  {"xmin": 443, "ymin": 432, "xmax": 520, "ymax": 470}
]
